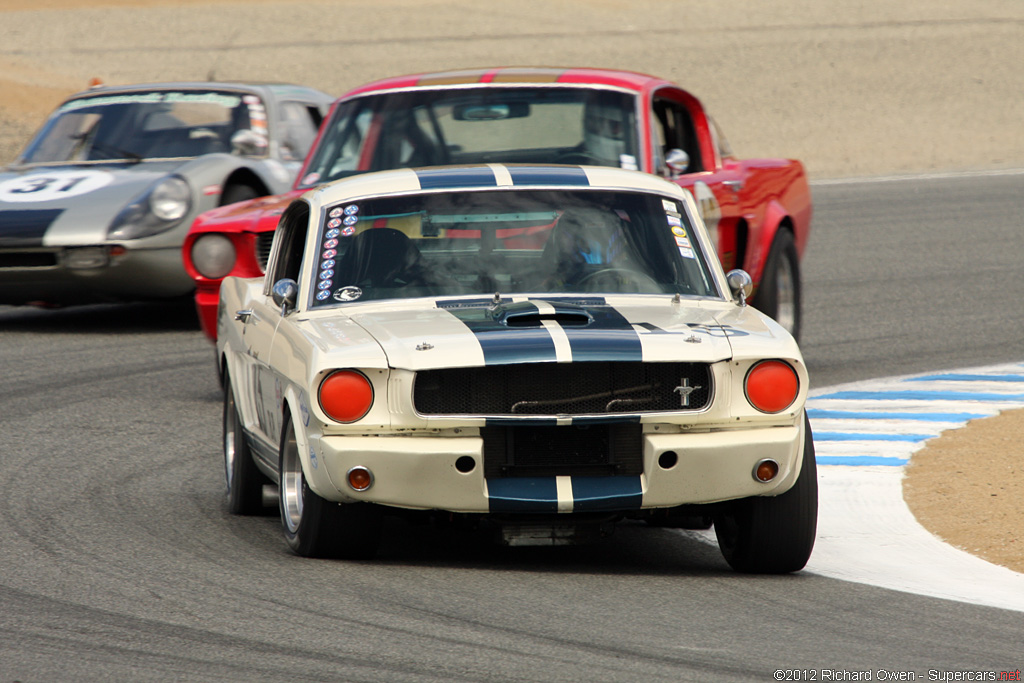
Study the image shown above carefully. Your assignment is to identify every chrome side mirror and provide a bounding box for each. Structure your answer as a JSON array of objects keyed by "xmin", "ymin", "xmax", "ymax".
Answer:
[
  {"xmin": 271, "ymin": 278, "xmax": 299, "ymax": 315},
  {"xmin": 665, "ymin": 148, "xmax": 690, "ymax": 178},
  {"xmin": 726, "ymin": 269, "xmax": 753, "ymax": 306},
  {"xmin": 230, "ymin": 129, "xmax": 267, "ymax": 157}
]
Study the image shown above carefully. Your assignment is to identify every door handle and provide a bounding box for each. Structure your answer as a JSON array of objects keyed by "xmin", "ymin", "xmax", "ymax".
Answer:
[
  {"xmin": 235, "ymin": 309, "xmax": 257, "ymax": 324},
  {"xmin": 723, "ymin": 180, "xmax": 744, "ymax": 192}
]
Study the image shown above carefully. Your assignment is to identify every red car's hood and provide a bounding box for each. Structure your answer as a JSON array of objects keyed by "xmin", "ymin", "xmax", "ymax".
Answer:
[{"xmin": 188, "ymin": 188, "xmax": 304, "ymax": 236}]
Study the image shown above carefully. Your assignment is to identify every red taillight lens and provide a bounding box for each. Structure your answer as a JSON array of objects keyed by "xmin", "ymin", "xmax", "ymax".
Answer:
[
  {"xmin": 319, "ymin": 370, "xmax": 373, "ymax": 423},
  {"xmin": 745, "ymin": 360, "xmax": 799, "ymax": 413}
]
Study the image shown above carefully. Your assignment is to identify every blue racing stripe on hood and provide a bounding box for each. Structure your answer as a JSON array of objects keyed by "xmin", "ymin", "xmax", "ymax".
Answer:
[
  {"xmin": 415, "ymin": 166, "xmax": 497, "ymax": 189},
  {"xmin": 508, "ymin": 166, "xmax": 589, "ymax": 186},
  {"xmin": 444, "ymin": 302, "xmax": 558, "ymax": 365},
  {"xmin": 530, "ymin": 297, "xmax": 643, "ymax": 362},
  {"xmin": 0, "ymin": 209, "xmax": 65, "ymax": 247}
]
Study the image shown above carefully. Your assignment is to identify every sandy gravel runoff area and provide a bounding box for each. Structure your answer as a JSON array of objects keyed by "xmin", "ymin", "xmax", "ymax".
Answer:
[{"xmin": 1, "ymin": 0, "xmax": 1021, "ymax": 573}]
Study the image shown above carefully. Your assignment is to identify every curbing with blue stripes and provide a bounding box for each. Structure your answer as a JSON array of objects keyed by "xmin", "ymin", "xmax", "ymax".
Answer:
[{"xmin": 807, "ymin": 363, "xmax": 1024, "ymax": 466}]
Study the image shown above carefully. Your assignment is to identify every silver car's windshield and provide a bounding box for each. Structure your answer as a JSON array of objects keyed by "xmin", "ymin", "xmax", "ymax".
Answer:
[
  {"xmin": 299, "ymin": 87, "xmax": 640, "ymax": 187},
  {"xmin": 19, "ymin": 89, "xmax": 267, "ymax": 164},
  {"xmin": 309, "ymin": 188, "xmax": 716, "ymax": 308}
]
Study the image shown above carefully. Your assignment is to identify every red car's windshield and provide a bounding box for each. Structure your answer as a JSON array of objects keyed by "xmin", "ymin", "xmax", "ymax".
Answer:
[{"xmin": 298, "ymin": 87, "xmax": 640, "ymax": 187}]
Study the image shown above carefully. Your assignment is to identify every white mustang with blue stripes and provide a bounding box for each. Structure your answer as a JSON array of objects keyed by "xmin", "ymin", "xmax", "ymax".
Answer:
[{"xmin": 217, "ymin": 164, "xmax": 818, "ymax": 573}]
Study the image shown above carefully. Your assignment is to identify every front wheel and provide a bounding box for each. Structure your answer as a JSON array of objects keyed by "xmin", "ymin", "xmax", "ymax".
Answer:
[
  {"xmin": 278, "ymin": 417, "xmax": 382, "ymax": 559},
  {"xmin": 752, "ymin": 229, "xmax": 802, "ymax": 341},
  {"xmin": 224, "ymin": 371, "xmax": 270, "ymax": 515},
  {"xmin": 713, "ymin": 415, "xmax": 818, "ymax": 574}
]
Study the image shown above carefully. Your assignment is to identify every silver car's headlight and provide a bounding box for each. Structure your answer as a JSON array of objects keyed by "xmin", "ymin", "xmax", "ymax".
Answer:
[
  {"xmin": 190, "ymin": 234, "xmax": 237, "ymax": 279},
  {"xmin": 108, "ymin": 176, "xmax": 192, "ymax": 240}
]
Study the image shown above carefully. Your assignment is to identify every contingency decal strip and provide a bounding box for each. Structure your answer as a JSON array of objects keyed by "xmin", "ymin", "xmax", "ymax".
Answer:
[{"xmin": 807, "ymin": 364, "xmax": 1024, "ymax": 466}]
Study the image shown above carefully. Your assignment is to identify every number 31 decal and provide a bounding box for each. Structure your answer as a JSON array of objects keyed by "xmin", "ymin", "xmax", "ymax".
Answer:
[{"xmin": 0, "ymin": 170, "xmax": 112, "ymax": 203}]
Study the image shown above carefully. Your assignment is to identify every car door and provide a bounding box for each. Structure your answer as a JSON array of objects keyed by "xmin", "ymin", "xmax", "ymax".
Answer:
[
  {"xmin": 239, "ymin": 200, "xmax": 310, "ymax": 457},
  {"xmin": 649, "ymin": 87, "xmax": 745, "ymax": 273},
  {"xmin": 239, "ymin": 289, "xmax": 284, "ymax": 455}
]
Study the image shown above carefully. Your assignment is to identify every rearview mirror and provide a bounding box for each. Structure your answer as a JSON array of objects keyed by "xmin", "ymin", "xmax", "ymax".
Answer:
[{"xmin": 453, "ymin": 102, "xmax": 530, "ymax": 121}]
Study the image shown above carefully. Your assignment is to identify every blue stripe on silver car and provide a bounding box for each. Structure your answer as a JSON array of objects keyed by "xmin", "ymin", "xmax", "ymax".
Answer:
[{"xmin": 0, "ymin": 209, "xmax": 65, "ymax": 247}]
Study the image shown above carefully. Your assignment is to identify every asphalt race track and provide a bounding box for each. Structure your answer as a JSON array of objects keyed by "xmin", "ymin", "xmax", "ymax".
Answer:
[{"xmin": 1, "ymin": 171, "xmax": 1023, "ymax": 681}]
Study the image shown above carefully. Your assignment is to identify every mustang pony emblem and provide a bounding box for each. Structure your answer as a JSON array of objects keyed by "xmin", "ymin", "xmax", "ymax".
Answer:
[{"xmin": 673, "ymin": 379, "xmax": 702, "ymax": 407}]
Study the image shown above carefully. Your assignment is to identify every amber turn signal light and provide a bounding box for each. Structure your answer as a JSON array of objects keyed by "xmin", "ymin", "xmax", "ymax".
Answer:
[
  {"xmin": 319, "ymin": 370, "xmax": 373, "ymax": 423},
  {"xmin": 753, "ymin": 459, "xmax": 780, "ymax": 483},
  {"xmin": 744, "ymin": 360, "xmax": 799, "ymax": 413},
  {"xmin": 346, "ymin": 466, "xmax": 374, "ymax": 492}
]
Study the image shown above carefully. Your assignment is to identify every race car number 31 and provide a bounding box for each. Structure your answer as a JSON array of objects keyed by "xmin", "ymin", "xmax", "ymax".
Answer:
[{"xmin": 0, "ymin": 170, "xmax": 113, "ymax": 203}]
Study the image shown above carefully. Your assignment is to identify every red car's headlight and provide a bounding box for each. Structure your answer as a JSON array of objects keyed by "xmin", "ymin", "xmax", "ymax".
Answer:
[
  {"xmin": 744, "ymin": 360, "xmax": 799, "ymax": 413},
  {"xmin": 319, "ymin": 370, "xmax": 374, "ymax": 423},
  {"xmin": 190, "ymin": 234, "xmax": 237, "ymax": 279}
]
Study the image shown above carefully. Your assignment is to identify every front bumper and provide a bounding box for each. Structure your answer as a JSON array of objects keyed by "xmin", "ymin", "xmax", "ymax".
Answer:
[
  {"xmin": 306, "ymin": 423, "xmax": 805, "ymax": 514},
  {"xmin": 0, "ymin": 245, "xmax": 193, "ymax": 305}
]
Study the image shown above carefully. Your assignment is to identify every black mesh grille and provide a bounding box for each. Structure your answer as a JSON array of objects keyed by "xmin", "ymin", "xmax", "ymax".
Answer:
[
  {"xmin": 0, "ymin": 251, "xmax": 58, "ymax": 268},
  {"xmin": 255, "ymin": 232, "xmax": 275, "ymax": 273},
  {"xmin": 482, "ymin": 423, "xmax": 643, "ymax": 478},
  {"xmin": 414, "ymin": 362, "xmax": 711, "ymax": 416}
]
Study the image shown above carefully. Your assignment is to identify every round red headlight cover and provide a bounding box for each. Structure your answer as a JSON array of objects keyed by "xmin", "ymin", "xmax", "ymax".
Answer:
[
  {"xmin": 319, "ymin": 370, "xmax": 374, "ymax": 423},
  {"xmin": 745, "ymin": 360, "xmax": 799, "ymax": 413}
]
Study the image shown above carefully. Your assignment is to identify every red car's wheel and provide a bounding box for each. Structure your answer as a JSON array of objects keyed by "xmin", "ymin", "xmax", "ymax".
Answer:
[{"xmin": 753, "ymin": 229, "xmax": 802, "ymax": 340}]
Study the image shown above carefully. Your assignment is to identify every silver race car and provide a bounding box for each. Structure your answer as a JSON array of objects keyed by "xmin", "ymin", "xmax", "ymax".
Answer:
[{"xmin": 0, "ymin": 81, "xmax": 332, "ymax": 306}]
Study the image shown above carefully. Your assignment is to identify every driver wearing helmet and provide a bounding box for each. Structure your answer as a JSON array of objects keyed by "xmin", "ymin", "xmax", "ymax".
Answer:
[
  {"xmin": 581, "ymin": 92, "xmax": 630, "ymax": 166},
  {"xmin": 540, "ymin": 207, "xmax": 628, "ymax": 289}
]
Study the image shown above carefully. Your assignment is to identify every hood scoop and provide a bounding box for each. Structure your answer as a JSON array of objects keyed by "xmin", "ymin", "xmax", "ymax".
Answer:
[{"xmin": 491, "ymin": 300, "xmax": 593, "ymax": 327}]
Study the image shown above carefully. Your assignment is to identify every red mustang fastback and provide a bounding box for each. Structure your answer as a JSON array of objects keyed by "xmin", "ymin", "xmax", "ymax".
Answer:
[{"xmin": 184, "ymin": 67, "xmax": 812, "ymax": 340}]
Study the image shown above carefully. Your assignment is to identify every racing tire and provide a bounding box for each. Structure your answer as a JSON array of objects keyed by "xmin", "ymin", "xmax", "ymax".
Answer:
[
  {"xmin": 752, "ymin": 229, "xmax": 802, "ymax": 341},
  {"xmin": 223, "ymin": 371, "xmax": 270, "ymax": 515},
  {"xmin": 278, "ymin": 417, "xmax": 382, "ymax": 559},
  {"xmin": 713, "ymin": 414, "xmax": 818, "ymax": 574},
  {"xmin": 219, "ymin": 184, "xmax": 260, "ymax": 207}
]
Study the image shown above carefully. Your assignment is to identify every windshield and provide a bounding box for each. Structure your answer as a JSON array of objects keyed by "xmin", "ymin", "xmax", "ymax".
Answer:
[
  {"xmin": 299, "ymin": 87, "xmax": 640, "ymax": 187},
  {"xmin": 19, "ymin": 89, "xmax": 267, "ymax": 164},
  {"xmin": 308, "ymin": 188, "xmax": 716, "ymax": 308}
]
